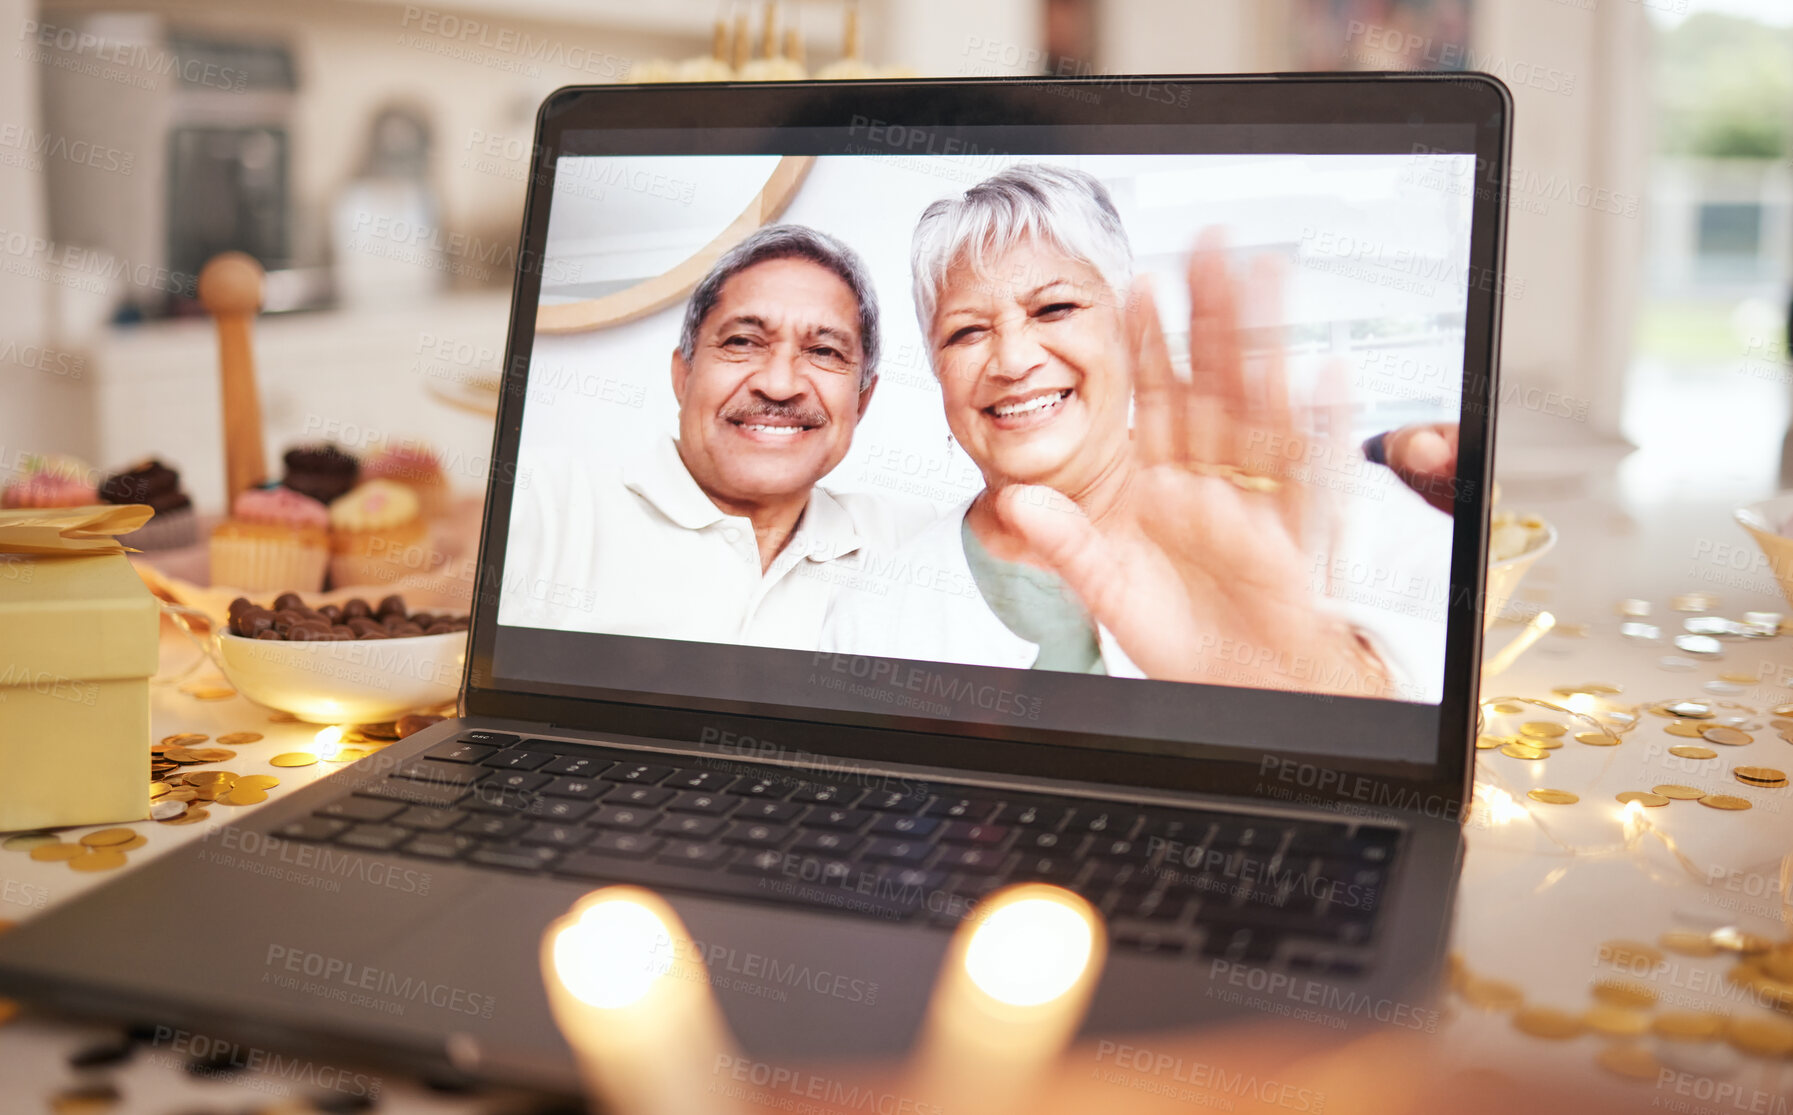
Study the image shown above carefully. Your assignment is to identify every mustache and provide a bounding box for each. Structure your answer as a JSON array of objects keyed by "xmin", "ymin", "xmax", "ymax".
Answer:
[{"xmin": 722, "ymin": 400, "xmax": 828, "ymax": 427}]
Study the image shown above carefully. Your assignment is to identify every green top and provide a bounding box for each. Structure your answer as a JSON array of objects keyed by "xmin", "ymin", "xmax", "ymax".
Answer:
[{"xmin": 961, "ymin": 516, "xmax": 1105, "ymax": 674}]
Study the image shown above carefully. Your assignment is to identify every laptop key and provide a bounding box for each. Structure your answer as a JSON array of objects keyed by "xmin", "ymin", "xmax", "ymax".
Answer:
[
  {"xmin": 356, "ymin": 780, "xmax": 468, "ymax": 809},
  {"xmin": 537, "ymin": 799, "xmax": 596, "ymax": 823},
  {"xmin": 483, "ymin": 770, "xmax": 552, "ymax": 793},
  {"xmin": 589, "ymin": 832, "xmax": 663, "ymax": 859},
  {"xmin": 336, "ymin": 824, "xmax": 409, "ymax": 851},
  {"xmin": 804, "ymin": 808, "xmax": 871, "ymax": 832},
  {"xmin": 868, "ymin": 814, "xmax": 938, "ymax": 838},
  {"xmin": 603, "ymin": 763, "xmax": 675, "ymax": 785},
  {"xmin": 389, "ymin": 806, "xmax": 466, "ymax": 832},
  {"xmin": 608, "ymin": 785, "xmax": 675, "ymax": 809},
  {"xmin": 274, "ymin": 817, "xmax": 348, "ymax": 842},
  {"xmin": 589, "ymin": 806, "xmax": 657, "ymax": 831},
  {"xmin": 521, "ymin": 823, "xmax": 592, "ymax": 849},
  {"xmin": 463, "ymin": 786, "xmax": 537, "ymax": 814},
  {"xmin": 542, "ymin": 777, "xmax": 607, "ymax": 801},
  {"xmin": 320, "ymin": 797, "xmax": 405, "ymax": 823},
  {"xmin": 791, "ymin": 831, "xmax": 860, "ymax": 856},
  {"xmin": 791, "ymin": 783, "xmax": 864, "ymax": 806},
  {"xmin": 390, "ymin": 759, "xmax": 483, "ymax": 786},
  {"xmin": 938, "ymin": 846, "xmax": 1005, "ymax": 874},
  {"xmin": 1113, "ymin": 890, "xmax": 1190, "ymax": 922},
  {"xmin": 456, "ymin": 815, "xmax": 530, "ymax": 840},
  {"xmin": 655, "ymin": 815, "xmax": 726, "ymax": 839},
  {"xmin": 923, "ymin": 797, "xmax": 998, "ymax": 821},
  {"xmin": 737, "ymin": 799, "xmax": 802, "ymax": 823},
  {"xmin": 666, "ymin": 770, "xmax": 733, "ymax": 792},
  {"xmin": 657, "ymin": 840, "xmax": 734, "ymax": 869},
  {"xmin": 1201, "ymin": 925, "xmax": 1279, "ymax": 963},
  {"xmin": 992, "ymin": 802, "xmax": 1070, "ymax": 829},
  {"xmin": 459, "ymin": 731, "xmax": 520, "ymax": 748},
  {"xmin": 936, "ymin": 822, "xmax": 1008, "ymax": 845},
  {"xmin": 424, "ymin": 741, "xmax": 495, "ymax": 764},
  {"xmin": 862, "ymin": 790, "xmax": 926, "ymax": 812},
  {"xmin": 400, "ymin": 832, "xmax": 477, "ymax": 860},
  {"xmin": 1013, "ymin": 854, "xmax": 1081, "ymax": 881},
  {"xmin": 468, "ymin": 844, "xmax": 559, "ymax": 872},
  {"xmin": 542, "ymin": 755, "xmax": 612, "ymax": 779},
  {"xmin": 667, "ymin": 792, "xmax": 739, "ymax": 816},
  {"xmin": 861, "ymin": 839, "xmax": 931, "ymax": 865},
  {"xmin": 730, "ymin": 776, "xmax": 797, "ymax": 799},
  {"xmin": 722, "ymin": 823, "xmax": 791, "ymax": 847},
  {"xmin": 480, "ymin": 749, "xmax": 555, "ymax": 771},
  {"xmin": 1111, "ymin": 921, "xmax": 1190, "ymax": 957},
  {"xmin": 1072, "ymin": 809, "xmax": 1140, "ymax": 837}
]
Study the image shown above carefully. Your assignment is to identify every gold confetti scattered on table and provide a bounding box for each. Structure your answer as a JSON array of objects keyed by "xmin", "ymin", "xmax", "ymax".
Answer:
[
  {"xmin": 1668, "ymin": 745, "xmax": 1718, "ymax": 759},
  {"xmin": 1659, "ymin": 931, "xmax": 1721, "ymax": 958},
  {"xmin": 1475, "ymin": 735, "xmax": 1507, "ymax": 750},
  {"xmin": 1651, "ymin": 784, "xmax": 1705, "ymax": 800},
  {"xmin": 158, "ymin": 732, "xmax": 208, "ymax": 746},
  {"xmin": 28, "ymin": 843, "xmax": 83, "ymax": 862},
  {"xmin": 79, "ymin": 828, "xmax": 136, "ymax": 848},
  {"xmin": 149, "ymin": 800, "xmax": 187, "ymax": 822},
  {"xmin": 1500, "ymin": 743, "xmax": 1548, "ymax": 760},
  {"xmin": 1593, "ymin": 1043, "xmax": 1660, "ymax": 1080},
  {"xmin": 1615, "ymin": 791, "xmax": 1669, "ymax": 807},
  {"xmin": 221, "ymin": 787, "xmax": 268, "ymax": 806},
  {"xmin": 1602, "ymin": 940, "xmax": 1664, "ymax": 969},
  {"xmin": 1573, "ymin": 730, "xmax": 1620, "ymax": 746},
  {"xmin": 1702, "ymin": 726, "xmax": 1753, "ymax": 746},
  {"xmin": 1458, "ymin": 976, "xmax": 1524, "ymax": 1010},
  {"xmin": 324, "ymin": 748, "xmax": 372, "ymax": 763},
  {"xmin": 1733, "ymin": 765, "xmax": 1788, "ymax": 788},
  {"xmin": 270, "ymin": 752, "xmax": 319, "ymax": 767},
  {"xmin": 1512, "ymin": 1005, "xmax": 1586, "ymax": 1040},
  {"xmin": 356, "ymin": 721, "xmax": 402, "ymax": 741},
  {"xmin": 2, "ymin": 833, "xmax": 59, "ymax": 852},
  {"xmin": 1698, "ymin": 793, "xmax": 1751, "ymax": 810},
  {"xmin": 161, "ymin": 808, "xmax": 211, "ymax": 826},
  {"xmin": 1527, "ymin": 789, "xmax": 1579, "ymax": 805},
  {"xmin": 1722, "ymin": 1015, "xmax": 1793, "ymax": 1058},
  {"xmin": 1672, "ymin": 592, "xmax": 1718, "ymax": 612},
  {"xmin": 1519, "ymin": 721, "xmax": 1566, "ymax": 739},
  {"xmin": 1718, "ymin": 671, "xmax": 1761, "ymax": 684},
  {"xmin": 1652, "ymin": 1010, "xmax": 1725, "ymax": 1040},
  {"xmin": 67, "ymin": 850, "xmax": 127, "ymax": 873},
  {"xmin": 1490, "ymin": 701, "xmax": 1525, "ymax": 714},
  {"xmin": 1583, "ymin": 1003, "xmax": 1650, "ymax": 1037},
  {"xmin": 1591, "ymin": 979, "xmax": 1658, "ymax": 1008},
  {"xmin": 1665, "ymin": 721, "xmax": 1708, "ymax": 738},
  {"xmin": 187, "ymin": 686, "xmax": 238, "ymax": 701},
  {"xmin": 215, "ymin": 732, "xmax": 264, "ymax": 745},
  {"xmin": 1711, "ymin": 927, "xmax": 1774, "ymax": 954}
]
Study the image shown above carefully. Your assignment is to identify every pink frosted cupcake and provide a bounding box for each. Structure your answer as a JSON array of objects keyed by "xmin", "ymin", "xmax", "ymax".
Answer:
[
  {"xmin": 1, "ymin": 455, "xmax": 99, "ymax": 508},
  {"xmin": 209, "ymin": 487, "xmax": 330, "ymax": 592},
  {"xmin": 329, "ymin": 479, "xmax": 427, "ymax": 588},
  {"xmin": 361, "ymin": 442, "xmax": 450, "ymax": 520}
]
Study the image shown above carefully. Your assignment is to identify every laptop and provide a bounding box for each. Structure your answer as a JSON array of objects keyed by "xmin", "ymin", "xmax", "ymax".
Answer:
[{"xmin": 0, "ymin": 74, "xmax": 1509, "ymax": 1093}]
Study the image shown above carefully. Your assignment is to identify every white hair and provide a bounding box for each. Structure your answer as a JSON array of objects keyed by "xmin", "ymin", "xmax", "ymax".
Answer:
[{"xmin": 909, "ymin": 163, "xmax": 1133, "ymax": 341}]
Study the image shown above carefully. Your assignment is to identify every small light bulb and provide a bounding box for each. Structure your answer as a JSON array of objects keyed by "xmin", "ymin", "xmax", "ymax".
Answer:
[
  {"xmin": 552, "ymin": 898, "xmax": 673, "ymax": 1009},
  {"xmin": 963, "ymin": 895, "xmax": 1094, "ymax": 1007}
]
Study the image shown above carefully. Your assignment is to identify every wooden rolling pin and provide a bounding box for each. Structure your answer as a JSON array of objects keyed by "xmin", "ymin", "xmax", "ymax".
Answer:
[{"xmin": 197, "ymin": 252, "xmax": 268, "ymax": 508}]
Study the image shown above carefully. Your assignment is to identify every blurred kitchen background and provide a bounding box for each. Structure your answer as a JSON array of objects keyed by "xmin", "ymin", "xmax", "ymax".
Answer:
[{"xmin": 0, "ymin": 0, "xmax": 1789, "ymax": 547}]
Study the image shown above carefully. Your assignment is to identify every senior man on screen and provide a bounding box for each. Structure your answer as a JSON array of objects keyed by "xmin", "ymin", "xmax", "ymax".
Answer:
[{"xmin": 501, "ymin": 224, "xmax": 931, "ymax": 649}]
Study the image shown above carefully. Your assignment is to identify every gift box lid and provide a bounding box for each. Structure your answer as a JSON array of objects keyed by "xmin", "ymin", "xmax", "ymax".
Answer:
[{"xmin": 0, "ymin": 552, "xmax": 159, "ymax": 682}]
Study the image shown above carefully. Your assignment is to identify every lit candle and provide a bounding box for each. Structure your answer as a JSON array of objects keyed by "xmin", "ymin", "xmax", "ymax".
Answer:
[
  {"xmin": 907, "ymin": 884, "xmax": 1106, "ymax": 1115},
  {"xmin": 541, "ymin": 887, "xmax": 747, "ymax": 1115}
]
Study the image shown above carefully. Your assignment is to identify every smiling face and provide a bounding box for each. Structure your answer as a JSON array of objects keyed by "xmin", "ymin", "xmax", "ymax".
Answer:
[
  {"xmin": 672, "ymin": 257, "xmax": 873, "ymax": 513},
  {"xmin": 929, "ymin": 238, "xmax": 1130, "ymax": 496}
]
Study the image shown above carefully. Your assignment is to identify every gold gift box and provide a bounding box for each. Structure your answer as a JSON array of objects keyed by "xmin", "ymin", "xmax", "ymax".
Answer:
[{"xmin": 0, "ymin": 506, "xmax": 158, "ymax": 833}]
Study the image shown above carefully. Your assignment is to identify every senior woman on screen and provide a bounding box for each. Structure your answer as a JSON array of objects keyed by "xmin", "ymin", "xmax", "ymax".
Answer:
[{"xmin": 822, "ymin": 163, "xmax": 1395, "ymax": 698}]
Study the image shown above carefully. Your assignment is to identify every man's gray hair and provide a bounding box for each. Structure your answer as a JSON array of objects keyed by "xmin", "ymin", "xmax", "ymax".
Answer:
[
  {"xmin": 678, "ymin": 224, "xmax": 881, "ymax": 390},
  {"xmin": 910, "ymin": 163, "xmax": 1132, "ymax": 338}
]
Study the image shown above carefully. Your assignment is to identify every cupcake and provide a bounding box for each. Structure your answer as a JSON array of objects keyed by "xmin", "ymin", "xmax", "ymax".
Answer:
[
  {"xmin": 209, "ymin": 487, "xmax": 330, "ymax": 592},
  {"xmin": 281, "ymin": 443, "xmax": 360, "ymax": 505},
  {"xmin": 99, "ymin": 458, "xmax": 197, "ymax": 549},
  {"xmin": 329, "ymin": 479, "xmax": 427, "ymax": 588},
  {"xmin": 1, "ymin": 454, "xmax": 98, "ymax": 508},
  {"xmin": 361, "ymin": 442, "xmax": 450, "ymax": 520}
]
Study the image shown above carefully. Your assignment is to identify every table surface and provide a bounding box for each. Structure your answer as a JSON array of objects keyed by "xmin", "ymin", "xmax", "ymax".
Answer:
[{"xmin": 4, "ymin": 494, "xmax": 1793, "ymax": 1113}]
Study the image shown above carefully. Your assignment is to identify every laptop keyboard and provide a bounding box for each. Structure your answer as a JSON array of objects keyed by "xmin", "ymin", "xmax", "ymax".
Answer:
[{"xmin": 272, "ymin": 733, "xmax": 1399, "ymax": 966}]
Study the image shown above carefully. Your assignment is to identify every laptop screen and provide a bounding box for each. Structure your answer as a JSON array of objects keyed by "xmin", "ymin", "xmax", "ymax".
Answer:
[{"xmin": 480, "ymin": 100, "xmax": 1503, "ymax": 777}]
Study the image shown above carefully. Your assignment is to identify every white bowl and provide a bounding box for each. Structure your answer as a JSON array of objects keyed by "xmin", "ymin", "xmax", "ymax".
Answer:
[
  {"xmin": 1484, "ymin": 520, "xmax": 1557, "ymax": 630},
  {"xmin": 212, "ymin": 630, "xmax": 466, "ymax": 724}
]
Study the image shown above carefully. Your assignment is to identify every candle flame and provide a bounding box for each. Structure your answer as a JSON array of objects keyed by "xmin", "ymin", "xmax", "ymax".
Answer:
[
  {"xmin": 552, "ymin": 896, "xmax": 673, "ymax": 1009},
  {"xmin": 963, "ymin": 892, "xmax": 1096, "ymax": 1007}
]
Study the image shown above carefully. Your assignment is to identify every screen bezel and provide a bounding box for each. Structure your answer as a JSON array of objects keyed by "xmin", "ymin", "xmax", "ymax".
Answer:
[{"xmin": 463, "ymin": 73, "xmax": 1511, "ymax": 814}]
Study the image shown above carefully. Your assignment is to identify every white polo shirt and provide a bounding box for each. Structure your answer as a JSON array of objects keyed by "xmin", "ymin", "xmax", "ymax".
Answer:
[{"xmin": 497, "ymin": 435, "xmax": 935, "ymax": 650}]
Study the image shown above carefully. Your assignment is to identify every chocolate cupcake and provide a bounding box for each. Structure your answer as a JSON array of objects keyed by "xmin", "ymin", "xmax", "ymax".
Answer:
[
  {"xmin": 99, "ymin": 458, "xmax": 197, "ymax": 549},
  {"xmin": 281, "ymin": 443, "xmax": 360, "ymax": 505}
]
